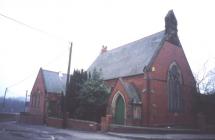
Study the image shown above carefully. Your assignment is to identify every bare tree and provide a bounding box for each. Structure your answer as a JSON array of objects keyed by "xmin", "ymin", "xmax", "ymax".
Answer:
[{"xmin": 195, "ymin": 59, "xmax": 215, "ymax": 94}]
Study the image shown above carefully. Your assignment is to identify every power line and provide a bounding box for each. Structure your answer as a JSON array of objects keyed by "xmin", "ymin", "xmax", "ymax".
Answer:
[
  {"xmin": 0, "ymin": 11, "xmax": 72, "ymax": 90},
  {"xmin": 7, "ymin": 74, "xmax": 34, "ymax": 88},
  {"xmin": 0, "ymin": 11, "xmax": 70, "ymax": 43},
  {"xmin": 42, "ymin": 47, "xmax": 69, "ymax": 68},
  {"xmin": 0, "ymin": 12, "xmax": 46, "ymax": 34},
  {"xmin": 7, "ymin": 48, "xmax": 69, "ymax": 89}
]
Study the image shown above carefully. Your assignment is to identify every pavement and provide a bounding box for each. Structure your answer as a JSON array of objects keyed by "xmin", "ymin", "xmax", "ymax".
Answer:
[
  {"xmin": 0, "ymin": 121, "xmax": 215, "ymax": 140},
  {"xmin": 108, "ymin": 132, "xmax": 215, "ymax": 140}
]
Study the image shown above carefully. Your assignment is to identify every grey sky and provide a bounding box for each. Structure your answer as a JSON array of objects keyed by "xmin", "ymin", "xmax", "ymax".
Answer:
[{"xmin": 0, "ymin": 0, "xmax": 215, "ymax": 97}]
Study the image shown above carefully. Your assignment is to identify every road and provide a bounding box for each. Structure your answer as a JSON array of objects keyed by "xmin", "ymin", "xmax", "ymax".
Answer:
[
  {"xmin": 0, "ymin": 121, "xmax": 130, "ymax": 140},
  {"xmin": 1, "ymin": 121, "xmax": 215, "ymax": 140}
]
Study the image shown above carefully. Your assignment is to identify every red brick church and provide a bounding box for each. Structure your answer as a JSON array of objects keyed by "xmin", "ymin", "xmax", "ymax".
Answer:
[{"xmin": 88, "ymin": 10, "xmax": 196, "ymax": 127}]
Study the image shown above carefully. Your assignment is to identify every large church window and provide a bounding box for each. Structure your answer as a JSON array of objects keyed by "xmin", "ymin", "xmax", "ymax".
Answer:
[{"xmin": 167, "ymin": 62, "xmax": 184, "ymax": 112}]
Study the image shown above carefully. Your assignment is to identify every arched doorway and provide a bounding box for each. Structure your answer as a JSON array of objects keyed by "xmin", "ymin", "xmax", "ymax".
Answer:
[{"xmin": 114, "ymin": 94, "xmax": 125, "ymax": 124}]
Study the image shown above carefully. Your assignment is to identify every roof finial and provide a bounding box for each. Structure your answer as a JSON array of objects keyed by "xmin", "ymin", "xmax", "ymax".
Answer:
[{"xmin": 165, "ymin": 10, "xmax": 181, "ymax": 47}]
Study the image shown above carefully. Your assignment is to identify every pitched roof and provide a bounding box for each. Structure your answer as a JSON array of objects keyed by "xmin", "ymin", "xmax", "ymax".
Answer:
[
  {"xmin": 119, "ymin": 78, "xmax": 141, "ymax": 104},
  {"xmin": 88, "ymin": 31, "xmax": 165, "ymax": 80},
  {"xmin": 41, "ymin": 69, "xmax": 67, "ymax": 94}
]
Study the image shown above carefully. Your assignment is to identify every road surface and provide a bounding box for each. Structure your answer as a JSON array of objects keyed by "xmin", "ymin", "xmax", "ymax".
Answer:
[
  {"xmin": 0, "ymin": 121, "xmax": 130, "ymax": 140},
  {"xmin": 1, "ymin": 121, "xmax": 215, "ymax": 140}
]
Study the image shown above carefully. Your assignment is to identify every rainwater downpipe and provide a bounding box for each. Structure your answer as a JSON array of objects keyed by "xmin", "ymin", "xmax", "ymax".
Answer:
[{"xmin": 144, "ymin": 66, "xmax": 151, "ymax": 126}]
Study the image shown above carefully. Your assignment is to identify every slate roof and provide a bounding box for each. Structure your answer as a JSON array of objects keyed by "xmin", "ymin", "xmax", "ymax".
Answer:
[
  {"xmin": 119, "ymin": 78, "xmax": 141, "ymax": 104},
  {"xmin": 88, "ymin": 31, "xmax": 165, "ymax": 80},
  {"xmin": 41, "ymin": 69, "xmax": 67, "ymax": 94}
]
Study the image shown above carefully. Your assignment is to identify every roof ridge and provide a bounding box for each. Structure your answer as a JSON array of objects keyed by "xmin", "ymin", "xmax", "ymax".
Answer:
[
  {"xmin": 41, "ymin": 68, "xmax": 67, "ymax": 75},
  {"xmin": 88, "ymin": 30, "xmax": 165, "ymax": 80},
  {"xmin": 102, "ymin": 30, "xmax": 165, "ymax": 54}
]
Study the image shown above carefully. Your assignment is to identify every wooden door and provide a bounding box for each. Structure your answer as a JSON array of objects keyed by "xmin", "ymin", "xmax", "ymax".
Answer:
[{"xmin": 114, "ymin": 95, "xmax": 125, "ymax": 124}]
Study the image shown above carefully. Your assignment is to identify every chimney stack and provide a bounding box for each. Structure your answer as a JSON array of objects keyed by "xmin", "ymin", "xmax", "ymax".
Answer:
[
  {"xmin": 101, "ymin": 45, "xmax": 107, "ymax": 54},
  {"xmin": 164, "ymin": 10, "xmax": 181, "ymax": 47}
]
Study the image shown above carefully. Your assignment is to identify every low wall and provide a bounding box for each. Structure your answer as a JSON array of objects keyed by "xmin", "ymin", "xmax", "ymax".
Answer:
[
  {"xmin": 46, "ymin": 117, "xmax": 63, "ymax": 128},
  {"xmin": 18, "ymin": 112, "xmax": 43, "ymax": 125},
  {"xmin": 67, "ymin": 118, "xmax": 99, "ymax": 131},
  {"xmin": 0, "ymin": 113, "xmax": 18, "ymax": 122},
  {"xmin": 101, "ymin": 115, "xmax": 112, "ymax": 132}
]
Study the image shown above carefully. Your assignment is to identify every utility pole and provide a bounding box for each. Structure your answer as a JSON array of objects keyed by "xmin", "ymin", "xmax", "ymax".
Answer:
[
  {"xmin": 24, "ymin": 90, "xmax": 28, "ymax": 112},
  {"xmin": 66, "ymin": 42, "xmax": 72, "ymax": 97},
  {"xmin": 2, "ymin": 88, "xmax": 8, "ymax": 108},
  {"xmin": 63, "ymin": 42, "xmax": 72, "ymax": 128}
]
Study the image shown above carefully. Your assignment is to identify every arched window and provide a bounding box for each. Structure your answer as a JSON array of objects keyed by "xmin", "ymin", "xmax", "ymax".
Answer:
[{"xmin": 167, "ymin": 62, "xmax": 184, "ymax": 112}]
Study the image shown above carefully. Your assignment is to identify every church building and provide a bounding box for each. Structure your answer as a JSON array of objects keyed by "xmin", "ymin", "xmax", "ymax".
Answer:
[{"xmin": 88, "ymin": 10, "xmax": 196, "ymax": 126}]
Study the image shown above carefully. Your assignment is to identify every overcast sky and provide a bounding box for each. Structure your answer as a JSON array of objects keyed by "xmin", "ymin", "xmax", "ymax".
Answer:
[{"xmin": 0, "ymin": 0, "xmax": 215, "ymax": 97}]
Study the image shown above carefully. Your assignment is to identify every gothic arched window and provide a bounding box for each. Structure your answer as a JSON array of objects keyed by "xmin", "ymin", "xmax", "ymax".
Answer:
[{"xmin": 167, "ymin": 62, "xmax": 184, "ymax": 112}]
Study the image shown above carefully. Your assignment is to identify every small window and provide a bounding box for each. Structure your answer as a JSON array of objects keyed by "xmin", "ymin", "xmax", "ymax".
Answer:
[
  {"xmin": 133, "ymin": 105, "xmax": 141, "ymax": 119},
  {"xmin": 34, "ymin": 95, "xmax": 36, "ymax": 108},
  {"xmin": 37, "ymin": 95, "xmax": 40, "ymax": 108},
  {"xmin": 31, "ymin": 95, "xmax": 33, "ymax": 107},
  {"xmin": 32, "ymin": 95, "xmax": 35, "ymax": 108}
]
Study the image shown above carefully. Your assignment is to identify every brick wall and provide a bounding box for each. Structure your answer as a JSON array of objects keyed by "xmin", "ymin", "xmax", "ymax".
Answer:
[
  {"xmin": 29, "ymin": 69, "xmax": 46, "ymax": 115},
  {"xmin": 18, "ymin": 112, "xmax": 43, "ymax": 125},
  {"xmin": 67, "ymin": 118, "xmax": 99, "ymax": 131},
  {"xmin": 101, "ymin": 115, "xmax": 112, "ymax": 132},
  {"xmin": 29, "ymin": 69, "xmax": 62, "ymax": 123},
  {"xmin": 46, "ymin": 117, "xmax": 99, "ymax": 131},
  {"xmin": 46, "ymin": 117, "xmax": 63, "ymax": 128},
  {"xmin": 147, "ymin": 41, "xmax": 195, "ymax": 126},
  {"xmin": 106, "ymin": 41, "xmax": 196, "ymax": 127},
  {"xmin": 0, "ymin": 113, "xmax": 18, "ymax": 122}
]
